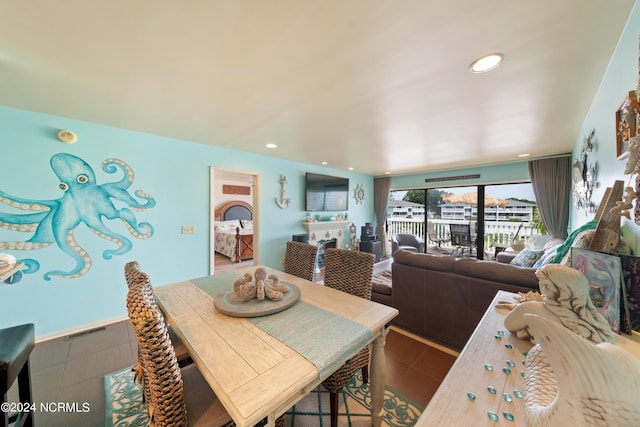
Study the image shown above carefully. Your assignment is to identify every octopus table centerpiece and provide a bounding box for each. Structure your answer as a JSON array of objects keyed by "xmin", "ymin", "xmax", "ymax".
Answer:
[
  {"xmin": 213, "ymin": 268, "xmax": 300, "ymax": 317},
  {"xmin": 233, "ymin": 268, "xmax": 290, "ymax": 302}
]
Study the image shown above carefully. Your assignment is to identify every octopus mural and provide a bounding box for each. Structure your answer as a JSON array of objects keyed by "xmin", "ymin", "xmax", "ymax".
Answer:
[{"xmin": 0, "ymin": 153, "xmax": 155, "ymax": 280}]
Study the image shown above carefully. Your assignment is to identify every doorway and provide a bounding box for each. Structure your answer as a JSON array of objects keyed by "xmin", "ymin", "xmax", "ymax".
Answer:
[{"xmin": 209, "ymin": 167, "xmax": 259, "ymax": 275}]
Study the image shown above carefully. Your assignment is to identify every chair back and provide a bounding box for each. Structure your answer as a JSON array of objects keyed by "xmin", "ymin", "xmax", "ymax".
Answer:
[
  {"xmin": 124, "ymin": 261, "xmax": 142, "ymax": 288},
  {"xmin": 284, "ymin": 241, "xmax": 318, "ymax": 281},
  {"xmin": 127, "ymin": 269, "xmax": 188, "ymax": 426},
  {"xmin": 449, "ymin": 223, "xmax": 472, "ymax": 246},
  {"xmin": 324, "ymin": 248, "xmax": 374, "ymax": 300},
  {"xmin": 427, "ymin": 222, "xmax": 436, "ymax": 237}
]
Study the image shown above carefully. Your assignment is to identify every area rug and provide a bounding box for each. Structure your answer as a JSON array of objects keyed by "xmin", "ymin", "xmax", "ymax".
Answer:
[{"xmin": 105, "ymin": 368, "xmax": 423, "ymax": 427}]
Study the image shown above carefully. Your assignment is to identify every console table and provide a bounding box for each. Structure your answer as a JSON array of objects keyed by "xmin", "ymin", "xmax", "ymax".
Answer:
[{"xmin": 417, "ymin": 290, "xmax": 640, "ymax": 426}]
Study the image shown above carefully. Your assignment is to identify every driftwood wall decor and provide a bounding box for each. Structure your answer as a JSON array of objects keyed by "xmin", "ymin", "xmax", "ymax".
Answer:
[{"xmin": 223, "ymin": 185, "xmax": 251, "ymax": 195}]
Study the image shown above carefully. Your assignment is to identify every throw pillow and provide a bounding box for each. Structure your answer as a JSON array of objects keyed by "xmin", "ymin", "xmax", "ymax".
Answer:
[
  {"xmin": 620, "ymin": 216, "xmax": 640, "ymax": 255},
  {"xmin": 510, "ymin": 249, "xmax": 544, "ymax": 268},
  {"xmin": 526, "ymin": 234, "xmax": 552, "ymax": 250},
  {"xmin": 533, "ymin": 245, "xmax": 560, "ymax": 268},
  {"xmin": 559, "ymin": 229, "xmax": 595, "ymax": 266},
  {"xmin": 215, "ymin": 219, "xmax": 241, "ymax": 231}
]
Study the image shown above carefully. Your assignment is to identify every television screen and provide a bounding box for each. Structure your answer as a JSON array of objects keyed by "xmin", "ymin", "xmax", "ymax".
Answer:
[{"xmin": 305, "ymin": 173, "xmax": 349, "ymax": 212}]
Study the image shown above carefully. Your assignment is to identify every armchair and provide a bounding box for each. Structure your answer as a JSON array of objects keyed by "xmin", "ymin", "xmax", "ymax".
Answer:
[{"xmin": 392, "ymin": 233, "xmax": 425, "ymax": 254}]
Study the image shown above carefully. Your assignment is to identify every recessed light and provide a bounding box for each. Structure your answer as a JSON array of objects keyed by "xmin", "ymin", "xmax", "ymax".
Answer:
[
  {"xmin": 348, "ymin": 167, "xmax": 354, "ymax": 171},
  {"xmin": 321, "ymin": 161, "xmax": 328, "ymax": 165},
  {"xmin": 265, "ymin": 143, "xmax": 277, "ymax": 149},
  {"xmin": 384, "ymin": 171, "xmax": 391, "ymax": 175},
  {"xmin": 469, "ymin": 53, "xmax": 504, "ymax": 73},
  {"xmin": 518, "ymin": 153, "xmax": 531, "ymax": 158}
]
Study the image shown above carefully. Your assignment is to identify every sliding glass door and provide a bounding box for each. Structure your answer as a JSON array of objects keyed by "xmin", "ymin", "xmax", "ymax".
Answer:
[{"xmin": 388, "ymin": 183, "xmax": 538, "ymax": 259}]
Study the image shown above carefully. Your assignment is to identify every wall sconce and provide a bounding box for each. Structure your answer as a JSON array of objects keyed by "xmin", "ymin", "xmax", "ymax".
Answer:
[{"xmin": 57, "ymin": 130, "xmax": 78, "ymax": 144}]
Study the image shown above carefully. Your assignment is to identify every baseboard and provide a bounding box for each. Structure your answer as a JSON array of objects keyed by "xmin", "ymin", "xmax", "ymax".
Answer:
[{"xmin": 390, "ymin": 325, "xmax": 460, "ymax": 357}]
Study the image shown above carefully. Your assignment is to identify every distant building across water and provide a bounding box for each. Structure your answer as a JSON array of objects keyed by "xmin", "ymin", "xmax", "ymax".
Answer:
[
  {"xmin": 440, "ymin": 199, "xmax": 535, "ymax": 222},
  {"xmin": 388, "ymin": 199, "xmax": 536, "ymax": 222}
]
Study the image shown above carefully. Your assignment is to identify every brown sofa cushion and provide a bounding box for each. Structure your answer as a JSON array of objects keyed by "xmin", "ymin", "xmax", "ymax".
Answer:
[
  {"xmin": 453, "ymin": 257, "xmax": 539, "ymax": 289},
  {"xmin": 393, "ymin": 249, "xmax": 455, "ymax": 272},
  {"xmin": 371, "ymin": 270, "xmax": 392, "ymax": 295}
]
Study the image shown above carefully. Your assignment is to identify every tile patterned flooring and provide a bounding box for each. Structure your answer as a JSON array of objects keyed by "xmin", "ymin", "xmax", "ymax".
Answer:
[
  {"xmin": 8, "ymin": 319, "xmax": 456, "ymax": 426},
  {"xmin": 7, "ymin": 321, "xmax": 137, "ymax": 427}
]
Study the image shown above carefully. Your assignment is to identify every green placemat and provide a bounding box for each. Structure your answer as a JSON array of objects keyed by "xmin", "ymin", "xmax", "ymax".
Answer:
[{"xmin": 192, "ymin": 271, "xmax": 372, "ymax": 379}]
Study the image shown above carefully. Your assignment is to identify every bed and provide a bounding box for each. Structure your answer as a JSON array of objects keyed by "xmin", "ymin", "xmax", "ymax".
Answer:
[{"xmin": 214, "ymin": 200, "xmax": 254, "ymax": 263}]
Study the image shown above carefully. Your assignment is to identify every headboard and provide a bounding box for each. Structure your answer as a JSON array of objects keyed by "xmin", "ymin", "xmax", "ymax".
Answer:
[{"xmin": 214, "ymin": 200, "xmax": 253, "ymax": 222}]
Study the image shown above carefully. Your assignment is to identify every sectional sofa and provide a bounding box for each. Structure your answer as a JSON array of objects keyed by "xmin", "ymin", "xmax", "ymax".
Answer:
[{"xmin": 387, "ymin": 249, "xmax": 540, "ymax": 351}]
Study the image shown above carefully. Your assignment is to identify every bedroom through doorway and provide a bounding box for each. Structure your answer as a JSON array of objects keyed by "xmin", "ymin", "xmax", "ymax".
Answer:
[{"xmin": 209, "ymin": 167, "xmax": 259, "ymax": 275}]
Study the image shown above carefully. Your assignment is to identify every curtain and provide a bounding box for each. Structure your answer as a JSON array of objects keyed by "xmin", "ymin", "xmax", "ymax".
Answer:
[
  {"xmin": 528, "ymin": 156, "xmax": 571, "ymax": 239},
  {"xmin": 373, "ymin": 177, "xmax": 391, "ymax": 258}
]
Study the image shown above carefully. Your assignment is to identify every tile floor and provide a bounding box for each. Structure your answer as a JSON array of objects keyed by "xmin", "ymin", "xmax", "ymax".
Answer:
[
  {"xmin": 7, "ymin": 320, "xmax": 137, "ymax": 427},
  {"xmin": 8, "ymin": 320, "xmax": 456, "ymax": 426}
]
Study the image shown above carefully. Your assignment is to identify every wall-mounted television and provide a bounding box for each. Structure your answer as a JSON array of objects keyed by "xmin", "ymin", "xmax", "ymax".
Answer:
[{"xmin": 305, "ymin": 172, "xmax": 349, "ymax": 212}]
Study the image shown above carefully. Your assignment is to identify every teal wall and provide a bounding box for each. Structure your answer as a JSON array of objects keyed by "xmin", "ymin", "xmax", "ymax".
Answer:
[
  {"xmin": 390, "ymin": 161, "xmax": 530, "ymax": 191},
  {"xmin": 570, "ymin": 2, "xmax": 640, "ymax": 229},
  {"xmin": 0, "ymin": 106, "xmax": 374, "ymax": 337}
]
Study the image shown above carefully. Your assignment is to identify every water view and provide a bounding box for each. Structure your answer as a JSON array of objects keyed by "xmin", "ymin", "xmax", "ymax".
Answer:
[{"xmin": 388, "ymin": 183, "xmax": 540, "ymax": 259}]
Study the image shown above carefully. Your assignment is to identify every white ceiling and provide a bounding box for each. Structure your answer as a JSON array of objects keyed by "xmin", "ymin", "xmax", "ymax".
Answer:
[{"xmin": 0, "ymin": 0, "xmax": 634, "ymax": 176}]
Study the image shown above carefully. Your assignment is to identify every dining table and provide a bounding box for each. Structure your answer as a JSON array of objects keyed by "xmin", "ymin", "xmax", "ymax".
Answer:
[{"xmin": 154, "ymin": 264, "xmax": 399, "ymax": 427}]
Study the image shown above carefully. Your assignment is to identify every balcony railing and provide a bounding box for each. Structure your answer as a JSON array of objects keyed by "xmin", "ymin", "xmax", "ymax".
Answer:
[{"xmin": 387, "ymin": 217, "xmax": 540, "ymax": 252}]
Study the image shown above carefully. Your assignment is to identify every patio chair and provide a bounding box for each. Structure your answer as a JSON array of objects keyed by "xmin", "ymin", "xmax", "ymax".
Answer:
[
  {"xmin": 283, "ymin": 241, "xmax": 318, "ymax": 281},
  {"xmin": 126, "ymin": 269, "xmax": 233, "ymax": 426},
  {"xmin": 322, "ymin": 248, "xmax": 375, "ymax": 427},
  {"xmin": 427, "ymin": 222, "xmax": 450, "ymax": 248},
  {"xmin": 449, "ymin": 223, "xmax": 476, "ymax": 256},
  {"xmin": 391, "ymin": 233, "xmax": 425, "ymax": 254}
]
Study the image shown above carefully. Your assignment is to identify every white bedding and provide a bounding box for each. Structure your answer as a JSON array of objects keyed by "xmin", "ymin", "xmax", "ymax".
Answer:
[{"xmin": 214, "ymin": 220, "xmax": 253, "ymax": 260}]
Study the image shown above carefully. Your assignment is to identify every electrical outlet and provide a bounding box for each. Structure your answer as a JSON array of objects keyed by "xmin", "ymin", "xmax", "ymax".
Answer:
[{"xmin": 181, "ymin": 225, "xmax": 195, "ymax": 234}]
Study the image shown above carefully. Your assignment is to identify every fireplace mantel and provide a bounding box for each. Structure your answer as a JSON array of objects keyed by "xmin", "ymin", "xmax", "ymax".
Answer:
[{"xmin": 302, "ymin": 220, "xmax": 352, "ymax": 249}]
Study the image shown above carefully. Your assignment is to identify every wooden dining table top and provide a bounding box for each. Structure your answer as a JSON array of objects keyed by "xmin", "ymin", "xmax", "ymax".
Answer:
[{"xmin": 154, "ymin": 265, "xmax": 398, "ymax": 427}]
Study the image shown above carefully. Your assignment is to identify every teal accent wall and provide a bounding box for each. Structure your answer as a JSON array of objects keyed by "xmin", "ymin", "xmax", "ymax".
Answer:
[
  {"xmin": 0, "ymin": 106, "xmax": 374, "ymax": 337},
  {"xmin": 390, "ymin": 161, "xmax": 531, "ymax": 191},
  {"xmin": 570, "ymin": 2, "xmax": 640, "ymax": 229}
]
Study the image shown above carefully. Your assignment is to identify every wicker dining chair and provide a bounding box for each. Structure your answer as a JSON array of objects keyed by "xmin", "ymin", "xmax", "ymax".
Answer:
[
  {"xmin": 125, "ymin": 262, "xmax": 191, "ymax": 363},
  {"xmin": 321, "ymin": 248, "xmax": 375, "ymax": 427},
  {"xmin": 126, "ymin": 270, "xmax": 233, "ymax": 426},
  {"xmin": 283, "ymin": 241, "xmax": 318, "ymax": 281}
]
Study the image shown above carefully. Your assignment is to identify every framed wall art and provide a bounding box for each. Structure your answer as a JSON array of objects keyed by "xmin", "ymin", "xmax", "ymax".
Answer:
[
  {"xmin": 615, "ymin": 90, "xmax": 639, "ymax": 160},
  {"xmin": 571, "ymin": 247, "xmax": 625, "ymax": 333}
]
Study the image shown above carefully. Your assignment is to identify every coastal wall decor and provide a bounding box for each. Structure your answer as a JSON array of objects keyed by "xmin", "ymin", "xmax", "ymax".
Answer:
[
  {"xmin": 275, "ymin": 175, "xmax": 291, "ymax": 209},
  {"xmin": 616, "ymin": 90, "xmax": 639, "ymax": 159},
  {"xmin": 223, "ymin": 185, "xmax": 250, "ymax": 195},
  {"xmin": 573, "ymin": 129, "xmax": 598, "ymax": 214},
  {"xmin": 353, "ymin": 184, "xmax": 365, "ymax": 204},
  {"xmin": 0, "ymin": 153, "xmax": 155, "ymax": 280},
  {"xmin": 622, "ymin": 35, "xmax": 640, "ymax": 224},
  {"xmin": 617, "ymin": 36, "xmax": 640, "ymax": 160}
]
